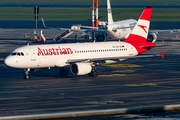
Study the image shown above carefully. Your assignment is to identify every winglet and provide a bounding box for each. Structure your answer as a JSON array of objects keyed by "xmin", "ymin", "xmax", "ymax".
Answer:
[
  {"xmin": 41, "ymin": 17, "xmax": 49, "ymax": 29},
  {"xmin": 160, "ymin": 52, "xmax": 165, "ymax": 58}
]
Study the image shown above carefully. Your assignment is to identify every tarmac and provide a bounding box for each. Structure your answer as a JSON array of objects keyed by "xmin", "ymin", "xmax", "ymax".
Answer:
[{"xmin": 1, "ymin": 29, "xmax": 180, "ymax": 119}]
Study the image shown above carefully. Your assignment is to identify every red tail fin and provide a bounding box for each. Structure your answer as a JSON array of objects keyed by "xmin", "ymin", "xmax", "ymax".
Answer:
[{"xmin": 124, "ymin": 6, "xmax": 152, "ymax": 43}]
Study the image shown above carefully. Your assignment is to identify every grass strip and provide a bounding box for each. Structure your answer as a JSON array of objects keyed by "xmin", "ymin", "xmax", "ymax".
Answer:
[
  {"xmin": 0, "ymin": 0, "xmax": 179, "ymax": 4},
  {"xmin": 0, "ymin": 8, "xmax": 179, "ymax": 21}
]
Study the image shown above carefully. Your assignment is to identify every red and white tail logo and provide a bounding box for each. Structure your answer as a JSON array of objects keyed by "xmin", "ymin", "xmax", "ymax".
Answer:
[{"xmin": 124, "ymin": 6, "xmax": 152, "ymax": 43}]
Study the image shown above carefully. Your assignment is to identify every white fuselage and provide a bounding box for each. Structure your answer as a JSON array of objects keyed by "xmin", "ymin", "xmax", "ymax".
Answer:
[
  {"xmin": 106, "ymin": 19, "xmax": 137, "ymax": 40},
  {"xmin": 5, "ymin": 41, "xmax": 138, "ymax": 69}
]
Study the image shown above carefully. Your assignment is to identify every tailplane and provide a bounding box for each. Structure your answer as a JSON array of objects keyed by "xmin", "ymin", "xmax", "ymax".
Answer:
[
  {"xmin": 124, "ymin": 6, "xmax": 152, "ymax": 43},
  {"xmin": 107, "ymin": 0, "xmax": 114, "ymax": 25}
]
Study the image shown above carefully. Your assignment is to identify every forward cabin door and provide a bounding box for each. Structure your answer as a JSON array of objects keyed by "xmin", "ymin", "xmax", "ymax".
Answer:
[{"xmin": 29, "ymin": 49, "xmax": 36, "ymax": 61}]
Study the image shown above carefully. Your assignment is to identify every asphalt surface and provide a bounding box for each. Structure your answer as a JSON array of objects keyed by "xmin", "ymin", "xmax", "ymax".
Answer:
[{"xmin": 1, "ymin": 29, "xmax": 180, "ymax": 119}]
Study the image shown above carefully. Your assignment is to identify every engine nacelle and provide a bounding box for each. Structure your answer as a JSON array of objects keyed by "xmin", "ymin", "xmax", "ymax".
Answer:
[
  {"xmin": 147, "ymin": 32, "xmax": 157, "ymax": 43},
  {"xmin": 70, "ymin": 63, "xmax": 92, "ymax": 75}
]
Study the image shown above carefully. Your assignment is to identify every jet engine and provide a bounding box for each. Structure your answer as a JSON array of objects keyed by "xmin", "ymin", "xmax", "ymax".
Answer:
[
  {"xmin": 147, "ymin": 32, "xmax": 157, "ymax": 43},
  {"xmin": 70, "ymin": 63, "xmax": 92, "ymax": 75}
]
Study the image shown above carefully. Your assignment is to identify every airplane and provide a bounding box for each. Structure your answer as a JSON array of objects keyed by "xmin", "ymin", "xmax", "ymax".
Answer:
[
  {"xmin": 42, "ymin": 0, "xmax": 180, "ymax": 43},
  {"xmin": 105, "ymin": 0, "xmax": 137, "ymax": 41},
  {"xmin": 4, "ymin": 6, "xmax": 164, "ymax": 79},
  {"xmin": 104, "ymin": 0, "xmax": 180, "ymax": 42},
  {"xmin": 40, "ymin": 0, "xmax": 153, "ymax": 43}
]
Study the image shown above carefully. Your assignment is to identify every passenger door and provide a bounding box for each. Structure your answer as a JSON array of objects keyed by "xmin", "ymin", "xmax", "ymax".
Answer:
[{"xmin": 29, "ymin": 49, "xmax": 36, "ymax": 61}]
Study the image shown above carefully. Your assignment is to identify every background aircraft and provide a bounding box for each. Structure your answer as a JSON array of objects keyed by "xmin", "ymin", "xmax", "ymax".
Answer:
[
  {"xmin": 5, "ymin": 6, "xmax": 164, "ymax": 79},
  {"xmin": 99, "ymin": 0, "xmax": 180, "ymax": 43},
  {"xmin": 42, "ymin": 0, "xmax": 180, "ymax": 43},
  {"xmin": 41, "ymin": 0, "xmax": 139, "ymax": 42}
]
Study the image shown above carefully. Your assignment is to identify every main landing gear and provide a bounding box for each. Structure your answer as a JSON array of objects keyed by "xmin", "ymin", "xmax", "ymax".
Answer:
[
  {"xmin": 88, "ymin": 66, "xmax": 98, "ymax": 77},
  {"xmin": 88, "ymin": 70, "xmax": 98, "ymax": 77},
  {"xmin": 24, "ymin": 68, "xmax": 30, "ymax": 79},
  {"xmin": 59, "ymin": 68, "xmax": 68, "ymax": 76}
]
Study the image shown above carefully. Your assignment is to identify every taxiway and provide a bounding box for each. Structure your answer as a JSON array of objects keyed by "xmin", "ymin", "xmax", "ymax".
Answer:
[{"xmin": 1, "ymin": 29, "xmax": 180, "ymax": 119}]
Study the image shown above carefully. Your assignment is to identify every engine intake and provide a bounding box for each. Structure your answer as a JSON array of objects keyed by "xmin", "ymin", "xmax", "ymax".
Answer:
[
  {"xmin": 70, "ymin": 63, "xmax": 92, "ymax": 75},
  {"xmin": 147, "ymin": 32, "xmax": 157, "ymax": 43}
]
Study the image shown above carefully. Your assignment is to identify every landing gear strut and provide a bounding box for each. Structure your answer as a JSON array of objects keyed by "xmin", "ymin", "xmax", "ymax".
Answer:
[
  {"xmin": 24, "ymin": 68, "xmax": 30, "ymax": 79},
  {"xmin": 88, "ymin": 70, "xmax": 98, "ymax": 77},
  {"xmin": 59, "ymin": 68, "xmax": 68, "ymax": 76},
  {"xmin": 88, "ymin": 66, "xmax": 98, "ymax": 77}
]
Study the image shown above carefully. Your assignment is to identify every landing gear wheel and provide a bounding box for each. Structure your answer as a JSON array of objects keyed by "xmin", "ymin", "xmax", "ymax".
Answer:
[
  {"xmin": 23, "ymin": 75, "xmax": 29, "ymax": 79},
  {"xmin": 89, "ymin": 70, "xmax": 98, "ymax": 77},
  {"xmin": 24, "ymin": 68, "xmax": 30, "ymax": 79},
  {"xmin": 59, "ymin": 69, "xmax": 68, "ymax": 76}
]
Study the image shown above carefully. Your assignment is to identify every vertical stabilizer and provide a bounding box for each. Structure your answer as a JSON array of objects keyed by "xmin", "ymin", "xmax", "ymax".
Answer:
[
  {"xmin": 124, "ymin": 6, "xmax": 152, "ymax": 43},
  {"xmin": 107, "ymin": 0, "xmax": 114, "ymax": 24}
]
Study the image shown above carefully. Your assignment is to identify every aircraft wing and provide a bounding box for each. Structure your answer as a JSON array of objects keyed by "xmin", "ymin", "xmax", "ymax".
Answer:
[
  {"xmin": 115, "ymin": 26, "xmax": 134, "ymax": 30},
  {"xmin": 41, "ymin": 18, "xmax": 72, "ymax": 30},
  {"xmin": 67, "ymin": 53, "xmax": 164, "ymax": 64},
  {"xmin": 41, "ymin": 18, "xmax": 104, "ymax": 32},
  {"xmin": 150, "ymin": 29, "xmax": 180, "ymax": 34}
]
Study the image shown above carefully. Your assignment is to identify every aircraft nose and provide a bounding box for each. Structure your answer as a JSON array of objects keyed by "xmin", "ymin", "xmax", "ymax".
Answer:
[
  {"xmin": 4, "ymin": 57, "xmax": 17, "ymax": 68},
  {"xmin": 4, "ymin": 57, "xmax": 12, "ymax": 67}
]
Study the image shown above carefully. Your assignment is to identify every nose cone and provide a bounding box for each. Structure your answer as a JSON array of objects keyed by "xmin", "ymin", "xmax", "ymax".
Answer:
[
  {"xmin": 4, "ymin": 57, "xmax": 12, "ymax": 67},
  {"xmin": 4, "ymin": 57, "xmax": 18, "ymax": 68}
]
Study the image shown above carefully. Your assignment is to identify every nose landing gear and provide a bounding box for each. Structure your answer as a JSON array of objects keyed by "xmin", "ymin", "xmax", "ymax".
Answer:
[{"xmin": 24, "ymin": 68, "xmax": 30, "ymax": 79}]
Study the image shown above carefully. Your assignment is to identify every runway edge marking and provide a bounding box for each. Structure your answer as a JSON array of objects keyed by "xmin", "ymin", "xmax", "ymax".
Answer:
[{"xmin": 1, "ymin": 104, "xmax": 180, "ymax": 120}]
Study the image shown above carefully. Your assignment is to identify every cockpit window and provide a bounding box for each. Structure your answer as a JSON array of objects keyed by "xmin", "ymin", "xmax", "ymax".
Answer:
[
  {"xmin": 11, "ymin": 53, "xmax": 17, "ymax": 56},
  {"xmin": 11, "ymin": 52, "xmax": 24, "ymax": 56},
  {"xmin": 20, "ymin": 52, "xmax": 24, "ymax": 56},
  {"xmin": 17, "ymin": 53, "xmax": 21, "ymax": 56}
]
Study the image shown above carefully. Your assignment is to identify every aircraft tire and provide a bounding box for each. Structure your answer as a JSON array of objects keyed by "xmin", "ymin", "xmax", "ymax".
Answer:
[
  {"xmin": 89, "ymin": 70, "xmax": 98, "ymax": 77},
  {"xmin": 59, "ymin": 69, "xmax": 68, "ymax": 76},
  {"xmin": 23, "ymin": 75, "xmax": 29, "ymax": 79}
]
